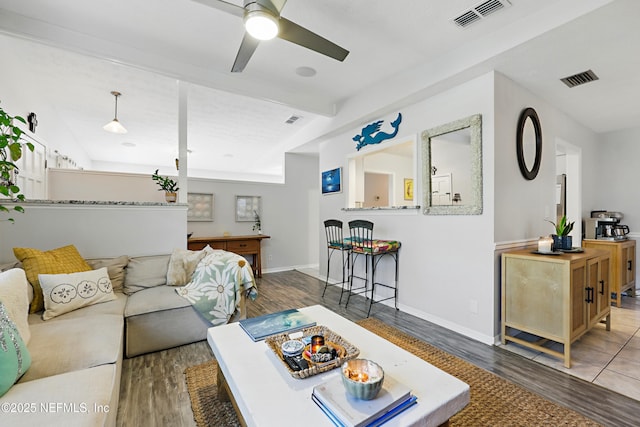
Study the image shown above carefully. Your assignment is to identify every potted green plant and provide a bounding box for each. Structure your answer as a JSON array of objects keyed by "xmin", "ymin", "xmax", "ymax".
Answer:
[
  {"xmin": 1, "ymin": 104, "xmax": 34, "ymax": 222},
  {"xmin": 546, "ymin": 215, "xmax": 575, "ymax": 250},
  {"xmin": 252, "ymin": 210, "xmax": 261, "ymax": 234},
  {"xmin": 151, "ymin": 169, "xmax": 179, "ymax": 203}
]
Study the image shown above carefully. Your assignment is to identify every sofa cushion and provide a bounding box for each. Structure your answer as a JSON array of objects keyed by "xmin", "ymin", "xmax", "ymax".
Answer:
[
  {"xmin": 123, "ymin": 254, "xmax": 170, "ymax": 295},
  {"xmin": 13, "ymin": 245, "xmax": 92, "ymax": 313},
  {"xmin": 0, "ymin": 302, "xmax": 32, "ymax": 397},
  {"xmin": 0, "ymin": 364, "xmax": 116, "ymax": 426},
  {"xmin": 0, "ymin": 269, "xmax": 31, "ymax": 344},
  {"xmin": 19, "ymin": 314, "xmax": 123, "ymax": 382},
  {"xmin": 39, "ymin": 268, "xmax": 117, "ymax": 320},
  {"xmin": 85, "ymin": 255, "xmax": 129, "ymax": 292},
  {"xmin": 166, "ymin": 247, "xmax": 209, "ymax": 286},
  {"xmin": 124, "ymin": 285, "xmax": 191, "ymax": 317},
  {"xmin": 27, "ymin": 292, "xmax": 127, "ymax": 325}
]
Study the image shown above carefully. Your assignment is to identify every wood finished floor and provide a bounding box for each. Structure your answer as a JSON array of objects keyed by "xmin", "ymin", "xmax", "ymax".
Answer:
[{"xmin": 117, "ymin": 270, "xmax": 640, "ymax": 427}]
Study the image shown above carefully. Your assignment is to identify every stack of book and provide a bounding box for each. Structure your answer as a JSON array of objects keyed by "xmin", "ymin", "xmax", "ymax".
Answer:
[{"xmin": 312, "ymin": 374, "xmax": 417, "ymax": 427}]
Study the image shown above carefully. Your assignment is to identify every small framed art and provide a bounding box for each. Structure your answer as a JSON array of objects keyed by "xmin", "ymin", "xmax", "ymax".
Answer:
[
  {"xmin": 321, "ymin": 167, "xmax": 342, "ymax": 195},
  {"xmin": 187, "ymin": 193, "xmax": 214, "ymax": 222},
  {"xmin": 404, "ymin": 179, "xmax": 414, "ymax": 200},
  {"xmin": 236, "ymin": 195, "xmax": 261, "ymax": 222}
]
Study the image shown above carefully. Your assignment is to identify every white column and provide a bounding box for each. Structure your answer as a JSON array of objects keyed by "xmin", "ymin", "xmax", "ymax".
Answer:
[{"xmin": 177, "ymin": 80, "xmax": 189, "ymax": 204}]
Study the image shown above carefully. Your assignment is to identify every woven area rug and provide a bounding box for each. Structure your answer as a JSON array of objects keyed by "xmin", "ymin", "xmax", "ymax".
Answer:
[{"xmin": 185, "ymin": 318, "xmax": 600, "ymax": 427}]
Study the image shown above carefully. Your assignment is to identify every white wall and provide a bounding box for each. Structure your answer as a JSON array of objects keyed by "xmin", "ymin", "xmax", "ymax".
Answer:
[
  {"xmin": 596, "ymin": 127, "xmax": 640, "ymax": 230},
  {"xmin": 0, "ymin": 203, "xmax": 187, "ymax": 263},
  {"xmin": 320, "ymin": 72, "xmax": 496, "ymax": 343},
  {"xmin": 38, "ymin": 153, "xmax": 320, "ymax": 272},
  {"xmin": 186, "ymin": 153, "xmax": 320, "ymax": 272},
  {"xmin": 493, "ymin": 73, "xmax": 601, "ymax": 243}
]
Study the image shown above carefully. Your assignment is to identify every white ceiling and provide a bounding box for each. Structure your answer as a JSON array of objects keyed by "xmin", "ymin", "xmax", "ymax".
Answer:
[{"xmin": 0, "ymin": 0, "xmax": 636, "ymax": 181}]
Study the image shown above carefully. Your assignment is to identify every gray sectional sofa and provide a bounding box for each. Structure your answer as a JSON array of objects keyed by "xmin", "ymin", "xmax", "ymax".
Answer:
[{"xmin": 0, "ymin": 253, "xmax": 247, "ymax": 427}]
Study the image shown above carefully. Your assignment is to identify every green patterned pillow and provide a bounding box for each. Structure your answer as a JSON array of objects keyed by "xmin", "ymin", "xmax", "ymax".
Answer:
[{"xmin": 0, "ymin": 301, "xmax": 32, "ymax": 396}]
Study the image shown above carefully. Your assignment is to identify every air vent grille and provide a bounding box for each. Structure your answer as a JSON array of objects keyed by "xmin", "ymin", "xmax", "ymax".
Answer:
[
  {"xmin": 453, "ymin": 0, "xmax": 511, "ymax": 28},
  {"xmin": 560, "ymin": 70, "xmax": 599, "ymax": 88},
  {"xmin": 285, "ymin": 115, "xmax": 301, "ymax": 124},
  {"xmin": 475, "ymin": 0, "xmax": 505, "ymax": 17},
  {"xmin": 454, "ymin": 11, "xmax": 481, "ymax": 27}
]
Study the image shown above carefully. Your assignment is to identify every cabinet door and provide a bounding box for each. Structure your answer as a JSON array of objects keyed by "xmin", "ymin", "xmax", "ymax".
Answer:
[
  {"xmin": 624, "ymin": 243, "xmax": 635, "ymax": 286},
  {"xmin": 570, "ymin": 261, "xmax": 588, "ymax": 339},
  {"xmin": 586, "ymin": 258, "xmax": 599, "ymax": 326},
  {"xmin": 597, "ymin": 257, "xmax": 611, "ymax": 318}
]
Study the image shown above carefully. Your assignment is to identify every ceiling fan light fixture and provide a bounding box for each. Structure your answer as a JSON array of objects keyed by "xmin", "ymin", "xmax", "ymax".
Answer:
[
  {"xmin": 244, "ymin": 9, "xmax": 278, "ymax": 40},
  {"xmin": 104, "ymin": 91, "xmax": 127, "ymax": 134}
]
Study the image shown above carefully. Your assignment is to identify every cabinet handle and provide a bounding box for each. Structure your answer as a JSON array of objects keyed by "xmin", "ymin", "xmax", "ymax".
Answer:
[
  {"xmin": 599, "ymin": 280, "xmax": 604, "ymax": 295},
  {"xmin": 628, "ymin": 260, "xmax": 633, "ymax": 271},
  {"xmin": 585, "ymin": 287, "xmax": 593, "ymax": 303}
]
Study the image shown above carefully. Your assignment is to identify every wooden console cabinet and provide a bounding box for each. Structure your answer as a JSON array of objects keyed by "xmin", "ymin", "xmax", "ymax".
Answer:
[
  {"xmin": 187, "ymin": 235, "xmax": 270, "ymax": 277},
  {"xmin": 582, "ymin": 239, "xmax": 636, "ymax": 307},
  {"xmin": 501, "ymin": 248, "xmax": 611, "ymax": 368}
]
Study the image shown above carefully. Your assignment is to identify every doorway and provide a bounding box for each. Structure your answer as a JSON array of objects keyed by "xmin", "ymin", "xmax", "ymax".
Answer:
[{"xmin": 364, "ymin": 172, "xmax": 391, "ymax": 207}]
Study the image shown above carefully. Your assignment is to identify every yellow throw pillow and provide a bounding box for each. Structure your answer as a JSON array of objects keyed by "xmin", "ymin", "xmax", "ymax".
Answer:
[{"xmin": 13, "ymin": 245, "xmax": 92, "ymax": 313}]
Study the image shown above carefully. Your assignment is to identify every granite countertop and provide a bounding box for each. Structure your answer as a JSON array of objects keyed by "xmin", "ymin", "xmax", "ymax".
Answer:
[
  {"xmin": 342, "ymin": 205, "xmax": 421, "ymax": 211},
  {"xmin": 8, "ymin": 199, "xmax": 186, "ymax": 206}
]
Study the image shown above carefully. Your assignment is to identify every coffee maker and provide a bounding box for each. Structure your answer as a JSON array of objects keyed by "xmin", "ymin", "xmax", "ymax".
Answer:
[{"xmin": 584, "ymin": 210, "xmax": 630, "ymax": 240}]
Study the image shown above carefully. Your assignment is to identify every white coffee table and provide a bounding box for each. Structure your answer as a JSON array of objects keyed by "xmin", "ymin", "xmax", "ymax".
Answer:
[{"xmin": 207, "ymin": 305, "xmax": 469, "ymax": 427}]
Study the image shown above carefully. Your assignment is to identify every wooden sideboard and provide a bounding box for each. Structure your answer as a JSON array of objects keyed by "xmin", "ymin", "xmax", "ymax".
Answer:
[
  {"xmin": 582, "ymin": 239, "xmax": 636, "ymax": 307},
  {"xmin": 501, "ymin": 248, "xmax": 611, "ymax": 368},
  {"xmin": 188, "ymin": 235, "xmax": 270, "ymax": 277}
]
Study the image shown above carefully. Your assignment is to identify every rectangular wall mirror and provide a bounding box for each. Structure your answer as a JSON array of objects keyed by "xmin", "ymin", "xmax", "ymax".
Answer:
[{"xmin": 421, "ymin": 114, "xmax": 482, "ymax": 215}]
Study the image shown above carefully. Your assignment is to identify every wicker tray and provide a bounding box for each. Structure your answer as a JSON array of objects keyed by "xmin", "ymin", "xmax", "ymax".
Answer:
[{"xmin": 265, "ymin": 325, "xmax": 360, "ymax": 379}]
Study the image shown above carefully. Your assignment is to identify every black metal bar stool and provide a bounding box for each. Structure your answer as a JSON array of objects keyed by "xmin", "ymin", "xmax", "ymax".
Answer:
[
  {"xmin": 322, "ymin": 219, "xmax": 352, "ymax": 301},
  {"xmin": 346, "ymin": 219, "xmax": 400, "ymax": 317}
]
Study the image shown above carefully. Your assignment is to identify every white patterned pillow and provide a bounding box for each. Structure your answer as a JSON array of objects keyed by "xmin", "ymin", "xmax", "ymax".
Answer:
[
  {"xmin": 166, "ymin": 246, "xmax": 212, "ymax": 286},
  {"xmin": 38, "ymin": 268, "xmax": 116, "ymax": 320}
]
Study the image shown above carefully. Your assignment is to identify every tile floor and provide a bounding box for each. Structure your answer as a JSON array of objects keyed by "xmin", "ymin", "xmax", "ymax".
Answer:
[{"xmin": 501, "ymin": 294, "xmax": 640, "ymax": 401}]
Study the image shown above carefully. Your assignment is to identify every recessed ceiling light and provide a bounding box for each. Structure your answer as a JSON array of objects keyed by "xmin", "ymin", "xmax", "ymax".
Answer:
[
  {"xmin": 121, "ymin": 142, "xmax": 136, "ymax": 147},
  {"xmin": 224, "ymin": 154, "xmax": 234, "ymax": 158},
  {"xmin": 296, "ymin": 66, "xmax": 317, "ymax": 77}
]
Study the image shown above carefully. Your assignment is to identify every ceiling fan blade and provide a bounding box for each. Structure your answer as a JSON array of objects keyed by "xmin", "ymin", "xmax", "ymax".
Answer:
[
  {"xmin": 231, "ymin": 33, "xmax": 261, "ymax": 72},
  {"xmin": 256, "ymin": 0, "xmax": 287, "ymax": 14},
  {"xmin": 278, "ymin": 18, "xmax": 349, "ymax": 62},
  {"xmin": 191, "ymin": 0, "xmax": 244, "ymax": 18}
]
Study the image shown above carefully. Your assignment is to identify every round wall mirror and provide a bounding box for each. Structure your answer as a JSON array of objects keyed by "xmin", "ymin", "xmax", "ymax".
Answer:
[{"xmin": 516, "ymin": 107, "xmax": 542, "ymax": 180}]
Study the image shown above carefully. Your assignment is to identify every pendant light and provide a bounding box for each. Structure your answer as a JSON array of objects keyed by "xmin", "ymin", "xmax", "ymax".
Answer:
[{"xmin": 103, "ymin": 91, "xmax": 127, "ymax": 134}]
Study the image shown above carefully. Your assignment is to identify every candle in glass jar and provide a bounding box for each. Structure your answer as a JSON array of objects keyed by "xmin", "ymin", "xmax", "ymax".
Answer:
[
  {"xmin": 538, "ymin": 236, "xmax": 553, "ymax": 253},
  {"xmin": 311, "ymin": 335, "xmax": 324, "ymax": 353}
]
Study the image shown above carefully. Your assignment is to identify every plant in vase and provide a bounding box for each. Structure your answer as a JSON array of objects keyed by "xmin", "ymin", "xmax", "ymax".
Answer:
[
  {"xmin": 151, "ymin": 169, "xmax": 179, "ymax": 203},
  {"xmin": 1, "ymin": 103, "xmax": 35, "ymax": 222},
  {"xmin": 252, "ymin": 211, "xmax": 261, "ymax": 234},
  {"xmin": 546, "ymin": 215, "xmax": 575, "ymax": 250}
]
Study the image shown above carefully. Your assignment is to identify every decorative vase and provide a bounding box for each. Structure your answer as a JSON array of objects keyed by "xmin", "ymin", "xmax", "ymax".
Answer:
[
  {"xmin": 165, "ymin": 192, "xmax": 177, "ymax": 203},
  {"xmin": 552, "ymin": 235, "xmax": 572, "ymax": 250}
]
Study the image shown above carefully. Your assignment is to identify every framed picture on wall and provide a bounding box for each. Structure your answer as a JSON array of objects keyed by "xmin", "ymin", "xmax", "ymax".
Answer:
[
  {"xmin": 187, "ymin": 193, "xmax": 214, "ymax": 222},
  {"xmin": 321, "ymin": 167, "xmax": 342, "ymax": 195},
  {"xmin": 236, "ymin": 195, "xmax": 261, "ymax": 222},
  {"xmin": 404, "ymin": 178, "xmax": 414, "ymax": 200}
]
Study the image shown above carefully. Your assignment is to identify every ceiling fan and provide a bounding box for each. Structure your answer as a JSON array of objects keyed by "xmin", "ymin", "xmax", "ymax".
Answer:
[{"xmin": 192, "ymin": 0, "xmax": 349, "ymax": 72}]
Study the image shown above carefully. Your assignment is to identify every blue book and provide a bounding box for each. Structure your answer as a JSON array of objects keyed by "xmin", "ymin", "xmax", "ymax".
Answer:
[
  {"xmin": 312, "ymin": 374, "xmax": 416, "ymax": 427},
  {"xmin": 238, "ymin": 308, "xmax": 316, "ymax": 341},
  {"xmin": 313, "ymin": 392, "xmax": 417, "ymax": 427}
]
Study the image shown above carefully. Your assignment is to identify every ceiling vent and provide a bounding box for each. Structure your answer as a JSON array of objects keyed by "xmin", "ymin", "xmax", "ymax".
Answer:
[
  {"xmin": 285, "ymin": 115, "xmax": 302, "ymax": 124},
  {"xmin": 453, "ymin": 0, "xmax": 511, "ymax": 28},
  {"xmin": 560, "ymin": 69, "xmax": 599, "ymax": 88}
]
